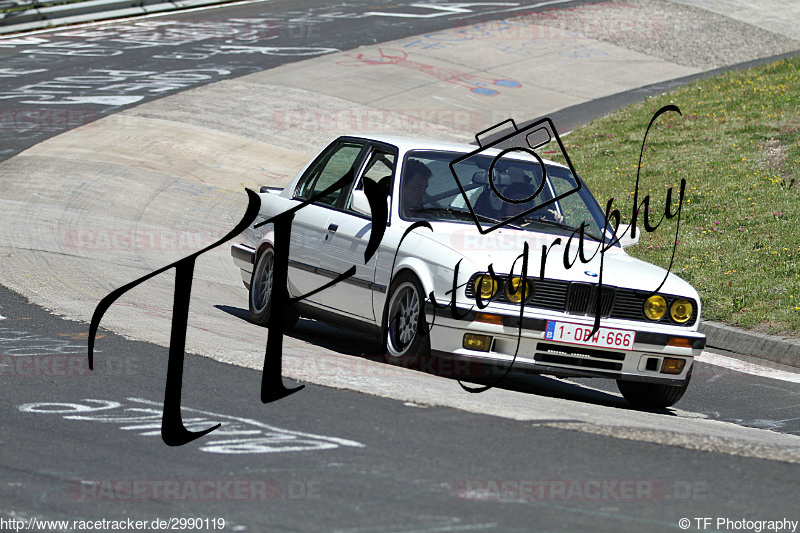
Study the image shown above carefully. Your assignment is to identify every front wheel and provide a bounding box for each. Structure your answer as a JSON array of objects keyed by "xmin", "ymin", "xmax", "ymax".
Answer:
[
  {"xmin": 382, "ymin": 272, "xmax": 431, "ymax": 366},
  {"xmin": 616, "ymin": 366, "xmax": 692, "ymax": 409},
  {"xmin": 249, "ymin": 246, "xmax": 298, "ymax": 329}
]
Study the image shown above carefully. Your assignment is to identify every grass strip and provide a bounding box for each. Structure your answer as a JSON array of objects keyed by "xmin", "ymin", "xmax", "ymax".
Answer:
[{"xmin": 547, "ymin": 54, "xmax": 800, "ymax": 336}]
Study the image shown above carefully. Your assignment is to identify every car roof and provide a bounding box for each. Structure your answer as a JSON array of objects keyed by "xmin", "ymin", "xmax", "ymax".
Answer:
[
  {"xmin": 344, "ymin": 133, "xmax": 568, "ymax": 169},
  {"xmin": 349, "ymin": 133, "xmax": 479, "ymax": 153}
]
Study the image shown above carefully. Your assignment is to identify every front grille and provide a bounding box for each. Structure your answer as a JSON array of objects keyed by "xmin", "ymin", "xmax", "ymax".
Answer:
[
  {"xmin": 464, "ymin": 273, "xmax": 698, "ymax": 327},
  {"xmin": 531, "ymin": 279, "xmax": 570, "ymax": 312},
  {"xmin": 611, "ymin": 290, "xmax": 699, "ymax": 325},
  {"xmin": 566, "ymin": 283, "xmax": 615, "ymax": 318},
  {"xmin": 465, "ymin": 276, "xmax": 569, "ymax": 312},
  {"xmin": 611, "ymin": 289, "xmax": 645, "ymax": 319}
]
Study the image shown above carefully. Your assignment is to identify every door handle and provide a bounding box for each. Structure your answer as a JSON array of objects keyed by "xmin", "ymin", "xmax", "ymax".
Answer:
[{"xmin": 324, "ymin": 223, "xmax": 338, "ymax": 240}]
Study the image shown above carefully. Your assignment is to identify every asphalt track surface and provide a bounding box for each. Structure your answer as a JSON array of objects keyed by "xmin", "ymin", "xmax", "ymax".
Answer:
[
  {"xmin": 2, "ymin": 0, "xmax": 800, "ymax": 531},
  {"xmin": 3, "ymin": 284, "xmax": 800, "ymax": 532},
  {"xmin": 0, "ymin": 0, "xmax": 601, "ymax": 161}
]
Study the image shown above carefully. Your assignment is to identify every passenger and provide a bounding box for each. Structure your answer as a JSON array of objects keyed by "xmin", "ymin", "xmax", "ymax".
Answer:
[
  {"xmin": 473, "ymin": 168, "xmax": 515, "ymax": 220},
  {"xmin": 503, "ymin": 182, "xmax": 564, "ymax": 223},
  {"xmin": 502, "ymin": 182, "xmax": 536, "ymax": 218}
]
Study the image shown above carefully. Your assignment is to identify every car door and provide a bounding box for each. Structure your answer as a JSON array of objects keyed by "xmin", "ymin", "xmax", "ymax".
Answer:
[
  {"xmin": 312, "ymin": 144, "xmax": 397, "ymax": 322},
  {"xmin": 288, "ymin": 138, "xmax": 367, "ymax": 301}
]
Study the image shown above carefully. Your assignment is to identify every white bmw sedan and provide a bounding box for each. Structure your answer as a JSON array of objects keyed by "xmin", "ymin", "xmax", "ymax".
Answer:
[{"xmin": 231, "ymin": 134, "xmax": 705, "ymax": 408}]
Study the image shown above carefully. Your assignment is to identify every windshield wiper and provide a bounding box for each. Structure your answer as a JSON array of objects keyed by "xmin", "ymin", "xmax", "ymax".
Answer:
[
  {"xmin": 473, "ymin": 212, "xmax": 518, "ymax": 228},
  {"xmin": 409, "ymin": 206, "xmax": 468, "ymax": 218},
  {"xmin": 518, "ymin": 217, "xmax": 604, "ymax": 241},
  {"xmin": 410, "ymin": 207, "xmax": 521, "ymax": 228}
]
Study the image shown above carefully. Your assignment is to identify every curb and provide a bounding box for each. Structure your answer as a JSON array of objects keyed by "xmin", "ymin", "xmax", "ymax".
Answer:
[{"xmin": 700, "ymin": 320, "xmax": 800, "ymax": 369}]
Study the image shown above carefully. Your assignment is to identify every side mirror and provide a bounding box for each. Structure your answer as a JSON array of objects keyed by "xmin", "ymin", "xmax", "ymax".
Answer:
[
  {"xmin": 615, "ymin": 223, "xmax": 640, "ymax": 248},
  {"xmin": 351, "ymin": 190, "xmax": 372, "ymax": 216}
]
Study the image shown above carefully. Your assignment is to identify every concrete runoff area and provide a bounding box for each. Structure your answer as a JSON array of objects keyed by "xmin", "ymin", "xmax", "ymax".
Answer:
[{"xmin": 1, "ymin": 0, "xmax": 800, "ymax": 460}]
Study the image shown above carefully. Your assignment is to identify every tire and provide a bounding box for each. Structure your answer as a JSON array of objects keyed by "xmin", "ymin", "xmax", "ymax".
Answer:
[
  {"xmin": 617, "ymin": 366, "xmax": 692, "ymax": 409},
  {"xmin": 249, "ymin": 246, "xmax": 299, "ymax": 329},
  {"xmin": 382, "ymin": 272, "xmax": 431, "ymax": 365}
]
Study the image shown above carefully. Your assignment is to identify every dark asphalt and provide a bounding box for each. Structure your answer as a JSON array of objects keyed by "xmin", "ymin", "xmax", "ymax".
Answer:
[
  {"xmin": 3, "ymin": 283, "xmax": 800, "ymax": 532},
  {"xmin": 0, "ymin": 0, "xmax": 598, "ymax": 161}
]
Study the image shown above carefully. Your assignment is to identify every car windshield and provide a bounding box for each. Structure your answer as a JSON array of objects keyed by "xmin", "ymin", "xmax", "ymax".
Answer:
[{"xmin": 399, "ymin": 150, "xmax": 611, "ymax": 242}]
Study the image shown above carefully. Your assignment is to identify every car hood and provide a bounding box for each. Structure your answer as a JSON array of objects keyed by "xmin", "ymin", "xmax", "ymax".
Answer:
[{"xmin": 418, "ymin": 222, "xmax": 697, "ymax": 298}]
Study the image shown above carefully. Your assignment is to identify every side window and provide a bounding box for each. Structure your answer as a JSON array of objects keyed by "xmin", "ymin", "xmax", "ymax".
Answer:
[
  {"xmin": 344, "ymin": 149, "xmax": 395, "ymax": 215},
  {"xmin": 362, "ymin": 151, "xmax": 395, "ymax": 187},
  {"xmin": 296, "ymin": 142, "xmax": 364, "ymax": 206}
]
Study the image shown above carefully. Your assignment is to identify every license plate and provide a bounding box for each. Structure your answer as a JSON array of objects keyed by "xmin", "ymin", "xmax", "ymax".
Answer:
[{"xmin": 545, "ymin": 321, "xmax": 636, "ymax": 351}]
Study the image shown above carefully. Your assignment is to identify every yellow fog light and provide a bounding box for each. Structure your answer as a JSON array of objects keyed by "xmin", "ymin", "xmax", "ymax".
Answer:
[
  {"xmin": 505, "ymin": 276, "xmax": 533, "ymax": 303},
  {"xmin": 644, "ymin": 295, "xmax": 667, "ymax": 321},
  {"xmin": 670, "ymin": 299, "xmax": 693, "ymax": 324},
  {"xmin": 661, "ymin": 357, "xmax": 686, "ymax": 375},
  {"xmin": 474, "ymin": 274, "xmax": 499, "ymax": 301},
  {"xmin": 463, "ymin": 333, "xmax": 492, "ymax": 352}
]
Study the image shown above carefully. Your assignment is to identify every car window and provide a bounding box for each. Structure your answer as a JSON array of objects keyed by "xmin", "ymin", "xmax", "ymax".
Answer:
[
  {"xmin": 345, "ymin": 149, "xmax": 395, "ymax": 213},
  {"xmin": 296, "ymin": 142, "xmax": 364, "ymax": 206},
  {"xmin": 399, "ymin": 156, "xmax": 439, "ymax": 218},
  {"xmin": 401, "ymin": 150, "xmax": 608, "ymax": 240},
  {"xmin": 363, "ymin": 151, "xmax": 395, "ymax": 186},
  {"xmin": 548, "ymin": 167, "xmax": 596, "ymax": 229}
]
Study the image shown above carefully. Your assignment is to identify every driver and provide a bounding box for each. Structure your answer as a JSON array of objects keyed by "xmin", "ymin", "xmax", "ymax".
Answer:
[{"xmin": 401, "ymin": 159, "xmax": 432, "ymax": 212}]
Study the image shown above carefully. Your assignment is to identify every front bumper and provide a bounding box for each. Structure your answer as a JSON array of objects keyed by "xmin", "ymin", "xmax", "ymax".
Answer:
[
  {"xmin": 231, "ymin": 243, "xmax": 256, "ymax": 288},
  {"xmin": 425, "ymin": 304, "xmax": 703, "ymax": 385}
]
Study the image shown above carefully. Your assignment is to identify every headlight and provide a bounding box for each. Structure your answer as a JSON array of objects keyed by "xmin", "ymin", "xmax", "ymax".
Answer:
[
  {"xmin": 505, "ymin": 276, "xmax": 533, "ymax": 303},
  {"xmin": 644, "ymin": 295, "xmax": 667, "ymax": 321},
  {"xmin": 473, "ymin": 274, "xmax": 499, "ymax": 301},
  {"xmin": 670, "ymin": 299, "xmax": 693, "ymax": 323}
]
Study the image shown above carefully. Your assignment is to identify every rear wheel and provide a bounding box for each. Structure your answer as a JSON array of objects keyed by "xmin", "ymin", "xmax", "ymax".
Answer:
[
  {"xmin": 382, "ymin": 272, "xmax": 430, "ymax": 366},
  {"xmin": 249, "ymin": 246, "xmax": 298, "ymax": 329},
  {"xmin": 617, "ymin": 367, "xmax": 692, "ymax": 409}
]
